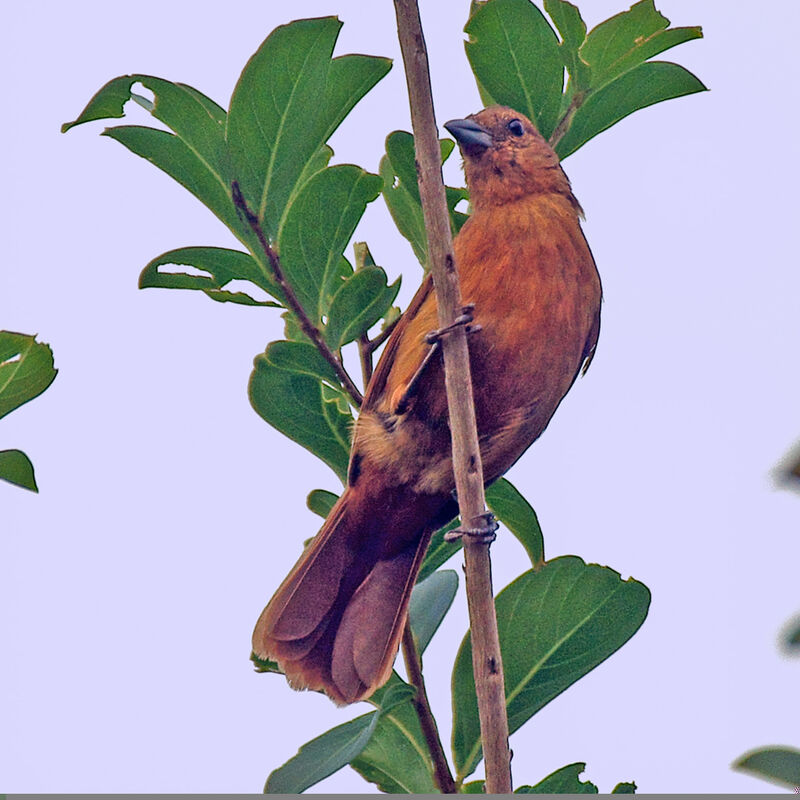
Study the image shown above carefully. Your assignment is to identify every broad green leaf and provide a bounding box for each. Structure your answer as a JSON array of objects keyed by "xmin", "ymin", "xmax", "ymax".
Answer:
[
  {"xmin": 139, "ymin": 246, "xmax": 282, "ymax": 306},
  {"xmin": 226, "ymin": 17, "xmax": 390, "ymax": 241},
  {"xmin": 249, "ymin": 348, "xmax": 352, "ymax": 482},
  {"xmin": 325, "ymin": 266, "xmax": 401, "ymax": 348},
  {"xmin": 352, "ymin": 676, "xmax": 438, "ymax": 794},
  {"xmin": 465, "ymin": 0, "xmax": 564, "ymax": 139},
  {"xmin": 516, "ymin": 762, "xmax": 598, "ymax": 793},
  {"xmin": 555, "ymin": 61, "xmax": 706, "ymax": 159},
  {"xmin": 452, "ymin": 556, "xmax": 651, "ymax": 779},
  {"xmin": 408, "ymin": 570, "xmax": 458, "ymax": 654},
  {"xmin": 733, "ymin": 747, "xmax": 800, "ymax": 789},
  {"xmin": 0, "ymin": 332, "xmax": 57, "ymax": 420},
  {"xmin": 263, "ymin": 341, "xmax": 341, "ymax": 388},
  {"xmin": 485, "ymin": 478, "xmax": 544, "ymax": 567},
  {"xmin": 278, "ymin": 165, "xmax": 383, "ymax": 324},
  {"xmin": 265, "ymin": 711, "xmax": 379, "ymax": 793},
  {"xmin": 307, "ymin": 488, "xmax": 339, "ymax": 519},
  {"xmin": 381, "ymin": 132, "xmax": 468, "ymax": 267},
  {"xmin": 580, "ymin": 0, "xmax": 702, "ymax": 91},
  {"xmin": 544, "ymin": 0, "xmax": 591, "ymax": 92},
  {"xmin": 0, "ymin": 449, "xmax": 38, "ymax": 492},
  {"xmin": 612, "ymin": 781, "xmax": 637, "ymax": 793},
  {"xmin": 418, "ymin": 519, "xmax": 461, "ymax": 582}
]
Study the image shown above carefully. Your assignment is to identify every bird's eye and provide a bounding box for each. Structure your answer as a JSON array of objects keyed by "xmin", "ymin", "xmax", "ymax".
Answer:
[{"xmin": 507, "ymin": 119, "xmax": 525, "ymax": 137}]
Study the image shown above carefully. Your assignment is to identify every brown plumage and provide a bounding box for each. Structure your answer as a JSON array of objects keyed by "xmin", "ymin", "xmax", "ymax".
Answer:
[{"xmin": 252, "ymin": 106, "xmax": 602, "ymax": 704}]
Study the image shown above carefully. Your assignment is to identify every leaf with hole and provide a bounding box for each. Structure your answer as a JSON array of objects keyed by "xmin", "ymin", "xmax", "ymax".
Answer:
[
  {"xmin": 0, "ymin": 332, "xmax": 57, "ymax": 421},
  {"xmin": 515, "ymin": 762, "xmax": 598, "ymax": 793},
  {"xmin": 465, "ymin": 0, "xmax": 564, "ymax": 139},
  {"xmin": 543, "ymin": 0, "xmax": 591, "ymax": 93},
  {"xmin": 452, "ymin": 556, "xmax": 650, "ymax": 779},
  {"xmin": 139, "ymin": 246, "xmax": 282, "ymax": 306},
  {"xmin": 408, "ymin": 569, "xmax": 458, "ymax": 654},
  {"xmin": 325, "ymin": 266, "xmax": 401, "ymax": 348}
]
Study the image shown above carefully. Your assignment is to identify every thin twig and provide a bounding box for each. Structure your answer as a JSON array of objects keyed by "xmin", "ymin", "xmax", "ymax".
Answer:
[
  {"xmin": 365, "ymin": 315, "xmax": 401, "ymax": 354},
  {"xmin": 231, "ymin": 182, "xmax": 364, "ymax": 408},
  {"xmin": 357, "ymin": 332, "xmax": 374, "ymax": 388},
  {"xmin": 548, "ymin": 90, "xmax": 586, "ymax": 152},
  {"xmin": 401, "ymin": 623, "xmax": 456, "ymax": 794},
  {"xmin": 392, "ymin": 0, "xmax": 512, "ymax": 793}
]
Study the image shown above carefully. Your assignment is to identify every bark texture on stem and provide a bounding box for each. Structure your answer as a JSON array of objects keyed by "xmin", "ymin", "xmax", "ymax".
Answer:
[{"xmin": 392, "ymin": 0, "xmax": 512, "ymax": 792}]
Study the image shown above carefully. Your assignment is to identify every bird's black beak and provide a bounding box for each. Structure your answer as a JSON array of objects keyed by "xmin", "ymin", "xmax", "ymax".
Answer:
[{"xmin": 444, "ymin": 117, "xmax": 493, "ymax": 156}]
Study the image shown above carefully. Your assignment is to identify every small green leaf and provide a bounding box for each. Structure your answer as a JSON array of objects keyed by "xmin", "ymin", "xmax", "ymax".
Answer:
[
  {"xmin": 250, "ymin": 652, "xmax": 283, "ymax": 674},
  {"xmin": 516, "ymin": 762, "xmax": 598, "ymax": 793},
  {"xmin": 465, "ymin": 0, "xmax": 564, "ymax": 139},
  {"xmin": 325, "ymin": 266, "xmax": 401, "ymax": 348},
  {"xmin": 381, "ymin": 131, "xmax": 468, "ymax": 267},
  {"xmin": 278, "ymin": 165, "xmax": 383, "ymax": 324},
  {"xmin": 485, "ymin": 478, "xmax": 544, "ymax": 567},
  {"xmin": 307, "ymin": 488, "xmax": 339, "ymax": 519},
  {"xmin": 264, "ymin": 711, "xmax": 379, "ymax": 793},
  {"xmin": 139, "ymin": 246, "xmax": 282, "ymax": 306},
  {"xmin": 452, "ymin": 556, "xmax": 651, "ymax": 779},
  {"xmin": 249, "ymin": 348, "xmax": 352, "ymax": 482},
  {"xmin": 352, "ymin": 676, "xmax": 438, "ymax": 794},
  {"xmin": 462, "ymin": 779, "xmax": 486, "ymax": 793},
  {"xmin": 0, "ymin": 332, "xmax": 57, "ymax": 420},
  {"xmin": 0, "ymin": 449, "xmax": 38, "ymax": 492},
  {"xmin": 408, "ymin": 570, "xmax": 458, "ymax": 654},
  {"xmin": 733, "ymin": 746, "xmax": 800, "ymax": 789},
  {"xmin": 263, "ymin": 341, "xmax": 341, "ymax": 388},
  {"xmin": 612, "ymin": 781, "xmax": 637, "ymax": 793},
  {"xmin": 580, "ymin": 0, "xmax": 702, "ymax": 91},
  {"xmin": 418, "ymin": 519, "xmax": 461, "ymax": 582},
  {"xmin": 555, "ymin": 61, "xmax": 707, "ymax": 159},
  {"xmin": 226, "ymin": 17, "xmax": 390, "ymax": 241}
]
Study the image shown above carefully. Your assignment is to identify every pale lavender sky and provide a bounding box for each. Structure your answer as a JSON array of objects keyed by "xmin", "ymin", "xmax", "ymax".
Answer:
[{"xmin": 2, "ymin": 1, "xmax": 798, "ymax": 793}]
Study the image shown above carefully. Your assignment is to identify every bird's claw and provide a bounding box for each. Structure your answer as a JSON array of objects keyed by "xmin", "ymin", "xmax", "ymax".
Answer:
[
  {"xmin": 425, "ymin": 304, "xmax": 479, "ymax": 344},
  {"xmin": 444, "ymin": 511, "xmax": 499, "ymax": 544}
]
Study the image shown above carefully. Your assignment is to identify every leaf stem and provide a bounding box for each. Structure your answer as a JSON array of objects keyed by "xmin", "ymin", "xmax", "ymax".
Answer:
[
  {"xmin": 392, "ymin": 0, "xmax": 512, "ymax": 793},
  {"xmin": 365, "ymin": 315, "xmax": 400, "ymax": 355},
  {"xmin": 401, "ymin": 623, "xmax": 456, "ymax": 794},
  {"xmin": 357, "ymin": 332, "xmax": 374, "ymax": 388},
  {"xmin": 548, "ymin": 89, "xmax": 586, "ymax": 152},
  {"xmin": 231, "ymin": 182, "xmax": 364, "ymax": 408}
]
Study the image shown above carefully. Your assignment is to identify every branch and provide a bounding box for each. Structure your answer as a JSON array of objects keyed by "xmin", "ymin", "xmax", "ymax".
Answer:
[
  {"xmin": 231, "ymin": 182, "xmax": 364, "ymax": 408},
  {"xmin": 401, "ymin": 623, "xmax": 456, "ymax": 794},
  {"xmin": 392, "ymin": 1, "xmax": 512, "ymax": 793}
]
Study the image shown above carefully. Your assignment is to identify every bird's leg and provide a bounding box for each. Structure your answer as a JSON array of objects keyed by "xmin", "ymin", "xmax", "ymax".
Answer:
[
  {"xmin": 392, "ymin": 304, "xmax": 480, "ymax": 415},
  {"xmin": 444, "ymin": 511, "xmax": 499, "ymax": 544}
]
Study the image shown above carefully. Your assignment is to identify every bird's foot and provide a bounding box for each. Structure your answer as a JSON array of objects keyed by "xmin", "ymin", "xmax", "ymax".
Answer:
[
  {"xmin": 444, "ymin": 511, "xmax": 499, "ymax": 544},
  {"xmin": 424, "ymin": 304, "xmax": 480, "ymax": 344}
]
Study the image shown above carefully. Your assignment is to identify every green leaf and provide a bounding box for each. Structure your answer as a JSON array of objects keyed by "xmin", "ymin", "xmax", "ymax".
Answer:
[
  {"xmin": 418, "ymin": 519, "xmax": 462, "ymax": 582},
  {"xmin": 139, "ymin": 246, "xmax": 282, "ymax": 306},
  {"xmin": 325, "ymin": 266, "xmax": 401, "ymax": 348},
  {"xmin": 452, "ymin": 556, "xmax": 651, "ymax": 779},
  {"xmin": 352, "ymin": 676, "xmax": 439, "ymax": 794},
  {"xmin": 408, "ymin": 570, "xmax": 458, "ymax": 654},
  {"xmin": 462, "ymin": 779, "xmax": 486, "ymax": 793},
  {"xmin": 465, "ymin": 0, "xmax": 564, "ymax": 139},
  {"xmin": 380, "ymin": 132, "xmax": 468, "ymax": 267},
  {"xmin": 612, "ymin": 781, "xmax": 638, "ymax": 793},
  {"xmin": 0, "ymin": 449, "xmax": 38, "ymax": 492},
  {"xmin": 0, "ymin": 332, "xmax": 57, "ymax": 421},
  {"xmin": 733, "ymin": 746, "xmax": 800, "ymax": 789},
  {"xmin": 516, "ymin": 762, "xmax": 598, "ymax": 793},
  {"xmin": 249, "ymin": 346, "xmax": 352, "ymax": 482},
  {"xmin": 226, "ymin": 17, "xmax": 390, "ymax": 241},
  {"xmin": 278, "ymin": 165, "xmax": 383, "ymax": 324},
  {"xmin": 555, "ymin": 61, "xmax": 707, "ymax": 159},
  {"xmin": 307, "ymin": 488, "xmax": 339, "ymax": 519},
  {"xmin": 485, "ymin": 478, "xmax": 544, "ymax": 567},
  {"xmin": 544, "ymin": 0, "xmax": 591, "ymax": 92},
  {"xmin": 250, "ymin": 652, "xmax": 283, "ymax": 674},
  {"xmin": 263, "ymin": 341, "xmax": 341, "ymax": 388},
  {"xmin": 265, "ymin": 711, "xmax": 379, "ymax": 793},
  {"xmin": 580, "ymin": 0, "xmax": 702, "ymax": 91}
]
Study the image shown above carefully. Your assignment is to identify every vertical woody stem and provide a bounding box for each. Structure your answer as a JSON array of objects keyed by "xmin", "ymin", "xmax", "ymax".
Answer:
[{"xmin": 392, "ymin": 0, "xmax": 512, "ymax": 793}]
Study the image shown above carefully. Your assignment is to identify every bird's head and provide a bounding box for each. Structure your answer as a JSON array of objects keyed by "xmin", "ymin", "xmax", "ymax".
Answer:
[{"xmin": 445, "ymin": 106, "xmax": 578, "ymax": 211}]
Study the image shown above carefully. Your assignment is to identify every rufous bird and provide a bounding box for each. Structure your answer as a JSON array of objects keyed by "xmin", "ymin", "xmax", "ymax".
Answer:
[{"xmin": 253, "ymin": 106, "xmax": 602, "ymax": 704}]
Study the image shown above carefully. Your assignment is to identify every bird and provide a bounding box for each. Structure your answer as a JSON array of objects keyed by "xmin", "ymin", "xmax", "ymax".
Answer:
[{"xmin": 252, "ymin": 106, "xmax": 602, "ymax": 705}]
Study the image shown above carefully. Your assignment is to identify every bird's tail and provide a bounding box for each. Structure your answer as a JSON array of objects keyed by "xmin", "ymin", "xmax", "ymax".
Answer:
[{"xmin": 252, "ymin": 485, "xmax": 450, "ymax": 704}]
